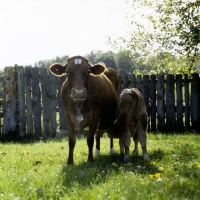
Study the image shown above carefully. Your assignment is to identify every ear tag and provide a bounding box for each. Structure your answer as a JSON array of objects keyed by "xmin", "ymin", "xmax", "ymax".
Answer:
[{"xmin": 74, "ymin": 58, "xmax": 82, "ymax": 65}]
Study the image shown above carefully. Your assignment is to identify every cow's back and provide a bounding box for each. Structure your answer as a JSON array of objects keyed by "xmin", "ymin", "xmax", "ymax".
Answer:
[{"xmin": 103, "ymin": 67, "xmax": 118, "ymax": 92}]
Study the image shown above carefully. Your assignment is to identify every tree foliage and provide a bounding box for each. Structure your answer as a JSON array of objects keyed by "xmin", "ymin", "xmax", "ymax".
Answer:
[
  {"xmin": 85, "ymin": 51, "xmax": 118, "ymax": 70},
  {"xmin": 108, "ymin": 0, "xmax": 200, "ymax": 74}
]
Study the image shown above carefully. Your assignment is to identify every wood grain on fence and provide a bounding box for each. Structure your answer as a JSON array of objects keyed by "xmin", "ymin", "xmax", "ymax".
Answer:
[{"xmin": 0, "ymin": 66, "xmax": 200, "ymax": 138}]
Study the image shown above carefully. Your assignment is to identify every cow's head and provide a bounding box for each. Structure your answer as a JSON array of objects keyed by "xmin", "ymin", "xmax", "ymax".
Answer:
[{"xmin": 49, "ymin": 56, "xmax": 106, "ymax": 103}]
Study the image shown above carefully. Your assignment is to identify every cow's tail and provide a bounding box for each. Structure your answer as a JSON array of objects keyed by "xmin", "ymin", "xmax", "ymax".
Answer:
[{"xmin": 127, "ymin": 88, "xmax": 143, "ymax": 121}]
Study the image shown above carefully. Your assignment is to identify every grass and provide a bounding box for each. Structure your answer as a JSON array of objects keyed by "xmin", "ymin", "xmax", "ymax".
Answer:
[{"xmin": 0, "ymin": 132, "xmax": 200, "ymax": 199}]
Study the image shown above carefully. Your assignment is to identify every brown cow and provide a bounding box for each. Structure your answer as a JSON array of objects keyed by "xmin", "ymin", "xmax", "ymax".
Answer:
[
  {"xmin": 49, "ymin": 56, "xmax": 118, "ymax": 164},
  {"xmin": 107, "ymin": 88, "xmax": 149, "ymax": 162}
]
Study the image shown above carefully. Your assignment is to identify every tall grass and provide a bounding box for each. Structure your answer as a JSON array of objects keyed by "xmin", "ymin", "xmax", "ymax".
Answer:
[{"xmin": 0, "ymin": 133, "xmax": 200, "ymax": 199}]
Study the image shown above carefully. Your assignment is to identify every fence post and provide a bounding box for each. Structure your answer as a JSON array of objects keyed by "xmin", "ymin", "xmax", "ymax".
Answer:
[{"xmin": 2, "ymin": 67, "xmax": 17, "ymax": 136}]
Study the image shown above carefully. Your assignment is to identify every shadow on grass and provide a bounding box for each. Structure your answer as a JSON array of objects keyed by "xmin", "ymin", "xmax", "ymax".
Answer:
[{"xmin": 61, "ymin": 149, "xmax": 163, "ymax": 188}]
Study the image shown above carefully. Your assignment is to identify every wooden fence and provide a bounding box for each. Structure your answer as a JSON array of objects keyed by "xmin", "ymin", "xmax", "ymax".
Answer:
[{"xmin": 0, "ymin": 66, "xmax": 200, "ymax": 139}]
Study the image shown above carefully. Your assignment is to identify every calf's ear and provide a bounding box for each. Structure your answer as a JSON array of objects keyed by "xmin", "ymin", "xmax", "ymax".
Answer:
[
  {"xmin": 90, "ymin": 62, "xmax": 106, "ymax": 75},
  {"xmin": 49, "ymin": 63, "xmax": 67, "ymax": 76}
]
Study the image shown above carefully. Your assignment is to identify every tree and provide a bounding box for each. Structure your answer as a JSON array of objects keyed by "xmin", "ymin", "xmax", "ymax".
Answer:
[
  {"xmin": 108, "ymin": 0, "xmax": 200, "ymax": 74},
  {"xmin": 85, "ymin": 51, "xmax": 118, "ymax": 70}
]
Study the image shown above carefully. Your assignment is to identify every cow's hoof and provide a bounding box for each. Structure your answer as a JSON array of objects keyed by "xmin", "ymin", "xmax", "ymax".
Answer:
[
  {"xmin": 123, "ymin": 154, "xmax": 130, "ymax": 163},
  {"xmin": 109, "ymin": 147, "xmax": 115, "ymax": 154},
  {"xmin": 87, "ymin": 158, "xmax": 94, "ymax": 162},
  {"xmin": 143, "ymin": 154, "xmax": 150, "ymax": 161},
  {"xmin": 67, "ymin": 160, "xmax": 74, "ymax": 165},
  {"xmin": 94, "ymin": 148, "xmax": 100, "ymax": 156}
]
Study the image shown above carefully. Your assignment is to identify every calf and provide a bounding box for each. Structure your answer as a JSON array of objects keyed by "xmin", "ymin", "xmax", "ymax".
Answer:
[{"xmin": 108, "ymin": 88, "xmax": 150, "ymax": 162}]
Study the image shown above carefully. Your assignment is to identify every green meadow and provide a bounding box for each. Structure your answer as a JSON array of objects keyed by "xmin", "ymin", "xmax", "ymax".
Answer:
[{"xmin": 0, "ymin": 133, "xmax": 200, "ymax": 200}]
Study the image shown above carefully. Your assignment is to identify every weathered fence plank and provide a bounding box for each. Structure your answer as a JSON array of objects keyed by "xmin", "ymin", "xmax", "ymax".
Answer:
[
  {"xmin": 25, "ymin": 67, "xmax": 33, "ymax": 135},
  {"xmin": 149, "ymin": 75, "xmax": 156, "ymax": 131},
  {"xmin": 176, "ymin": 74, "xmax": 184, "ymax": 131},
  {"xmin": 121, "ymin": 74, "xmax": 130, "ymax": 91},
  {"xmin": 143, "ymin": 75, "xmax": 150, "ymax": 130},
  {"xmin": 3, "ymin": 67, "xmax": 16, "ymax": 136},
  {"xmin": 166, "ymin": 74, "xmax": 176, "ymax": 131},
  {"xmin": 184, "ymin": 74, "xmax": 190, "ymax": 130},
  {"xmin": 40, "ymin": 67, "xmax": 51, "ymax": 138},
  {"xmin": 17, "ymin": 66, "xmax": 26, "ymax": 136},
  {"xmin": 136, "ymin": 75, "xmax": 142, "ymax": 93},
  {"xmin": 191, "ymin": 73, "xmax": 200, "ymax": 131},
  {"xmin": 48, "ymin": 72, "xmax": 58, "ymax": 137},
  {"xmin": 32, "ymin": 67, "xmax": 42, "ymax": 137},
  {"xmin": 58, "ymin": 76, "xmax": 67, "ymax": 130},
  {"xmin": 130, "ymin": 74, "xmax": 136, "ymax": 88},
  {"xmin": 157, "ymin": 75, "xmax": 165, "ymax": 131}
]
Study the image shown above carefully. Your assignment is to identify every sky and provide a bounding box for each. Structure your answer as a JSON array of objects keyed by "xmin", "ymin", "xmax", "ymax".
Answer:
[{"xmin": 0, "ymin": 0, "xmax": 131, "ymax": 68}]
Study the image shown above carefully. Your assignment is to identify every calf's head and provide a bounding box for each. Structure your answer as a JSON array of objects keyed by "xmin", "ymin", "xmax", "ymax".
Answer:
[{"xmin": 49, "ymin": 56, "xmax": 106, "ymax": 103}]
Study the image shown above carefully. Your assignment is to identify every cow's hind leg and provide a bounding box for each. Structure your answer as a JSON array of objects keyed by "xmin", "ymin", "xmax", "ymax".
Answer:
[
  {"xmin": 133, "ymin": 132, "xmax": 139, "ymax": 156},
  {"xmin": 138, "ymin": 120, "xmax": 150, "ymax": 161},
  {"xmin": 119, "ymin": 137, "xmax": 124, "ymax": 158},
  {"xmin": 122, "ymin": 130, "xmax": 131, "ymax": 163}
]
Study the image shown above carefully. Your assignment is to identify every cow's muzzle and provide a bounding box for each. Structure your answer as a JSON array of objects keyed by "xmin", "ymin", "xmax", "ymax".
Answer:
[{"xmin": 71, "ymin": 87, "xmax": 87, "ymax": 102}]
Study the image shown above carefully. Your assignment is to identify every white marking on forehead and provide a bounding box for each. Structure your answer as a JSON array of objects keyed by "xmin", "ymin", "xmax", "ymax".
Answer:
[{"xmin": 74, "ymin": 58, "xmax": 82, "ymax": 65}]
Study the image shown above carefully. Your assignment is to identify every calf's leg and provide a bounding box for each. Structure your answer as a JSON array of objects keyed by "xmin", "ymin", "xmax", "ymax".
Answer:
[
  {"xmin": 133, "ymin": 132, "xmax": 139, "ymax": 156},
  {"xmin": 138, "ymin": 120, "xmax": 150, "ymax": 161}
]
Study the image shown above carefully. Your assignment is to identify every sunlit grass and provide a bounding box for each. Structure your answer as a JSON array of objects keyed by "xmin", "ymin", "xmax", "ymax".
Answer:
[{"xmin": 0, "ymin": 133, "xmax": 200, "ymax": 199}]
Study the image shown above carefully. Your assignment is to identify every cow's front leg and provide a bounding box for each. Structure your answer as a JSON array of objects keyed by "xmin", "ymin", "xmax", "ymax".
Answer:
[
  {"xmin": 87, "ymin": 117, "xmax": 99, "ymax": 162},
  {"xmin": 65, "ymin": 114, "xmax": 76, "ymax": 164},
  {"xmin": 67, "ymin": 135, "xmax": 76, "ymax": 164},
  {"xmin": 87, "ymin": 134, "xmax": 94, "ymax": 162}
]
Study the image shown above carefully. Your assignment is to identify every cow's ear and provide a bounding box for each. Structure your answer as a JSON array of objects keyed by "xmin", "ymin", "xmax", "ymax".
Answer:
[
  {"xmin": 49, "ymin": 63, "xmax": 67, "ymax": 76},
  {"xmin": 90, "ymin": 62, "xmax": 106, "ymax": 75}
]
